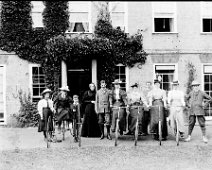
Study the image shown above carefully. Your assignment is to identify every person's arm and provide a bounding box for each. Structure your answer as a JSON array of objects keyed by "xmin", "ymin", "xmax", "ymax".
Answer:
[
  {"xmin": 109, "ymin": 90, "xmax": 113, "ymax": 107},
  {"xmin": 122, "ymin": 90, "xmax": 128, "ymax": 106},
  {"xmin": 96, "ymin": 91, "xmax": 99, "ymax": 113},
  {"xmin": 167, "ymin": 91, "xmax": 171, "ymax": 105},
  {"xmin": 181, "ymin": 92, "xmax": 185, "ymax": 107},
  {"xmin": 162, "ymin": 90, "xmax": 167, "ymax": 108},
  {"xmin": 141, "ymin": 92, "xmax": 148, "ymax": 107},
  {"xmin": 148, "ymin": 91, "xmax": 153, "ymax": 107},
  {"xmin": 37, "ymin": 100, "xmax": 43, "ymax": 119},
  {"xmin": 203, "ymin": 91, "xmax": 212, "ymax": 107},
  {"xmin": 49, "ymin": 99, "xmax": 55, "ymax": 113}
]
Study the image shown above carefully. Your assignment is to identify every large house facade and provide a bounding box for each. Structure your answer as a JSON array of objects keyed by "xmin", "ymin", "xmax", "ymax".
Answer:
[{"xmin": 1, "ymin": 1, "xmax": 212, "ymax": 125}]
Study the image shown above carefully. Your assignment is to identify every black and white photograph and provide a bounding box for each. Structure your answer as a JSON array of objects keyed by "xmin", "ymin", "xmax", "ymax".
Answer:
[{"xmin": 0, "ymin": 1, "xmax": 212, "ymax": 170}]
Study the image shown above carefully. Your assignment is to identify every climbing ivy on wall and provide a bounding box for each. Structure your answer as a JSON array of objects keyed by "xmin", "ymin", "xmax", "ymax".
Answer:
[{"xmin": 0, "ymin": 1, "xmax": 147, "ymax": 90}]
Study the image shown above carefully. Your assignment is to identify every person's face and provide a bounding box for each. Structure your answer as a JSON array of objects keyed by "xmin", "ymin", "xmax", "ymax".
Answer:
[
  {"xmin": 44, "ymin": 93, "xmax": 50, "ymax": 99},
  {"xmin": 173, "ymin": 84, "xmax": 178, "ymax": 90},
  {"xmin": 146, "ymin": 83, "xmax": 151, "ymax": 89},
  {"xmin": 61, "ymin": 91, "xmax": 67, "ymax": 96},
  {"xmin": 154, "ymin": 83, "xmax": 160, "ymax": 88},
  {"xmin": 101, "ymin": 82, "xmax": 106, "ymax": 88},
  {"xmin": 114, "ymin": 84, "xmax": 120, "ymax": 89},
  {"xmin": 90, "ymin": 84, "xmax": 95, "ymax": 91},
  {"xmin": 73, "ymin": 97, "xmax": 79, "ymax": 103},
  {"xmin": 193, "ymin": 85, "xmax": 199, "ymax": 92}
]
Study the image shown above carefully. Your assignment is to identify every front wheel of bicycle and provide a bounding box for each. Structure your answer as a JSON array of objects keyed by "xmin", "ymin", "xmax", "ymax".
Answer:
[
  {"xmin": 46, "ymin": 116, "xmax": 51, "ymax": 148},
  {"xmin": 158, "ymin": 120, "xmax": 162, "ymax": 146},
  {"xmin": 176, "ymin": 119, "xmax": 180, "ymax": 146},
  {"xmin": 134, "ymin": 121, "xmax": 139, "ymax": 146},
  {"xmin": 62, "ymin": 121, "xmax": 66, "ymax": 141},
  {"xmin": 115, "ymin": 119, "xmax": 119, "ymax": 147}
]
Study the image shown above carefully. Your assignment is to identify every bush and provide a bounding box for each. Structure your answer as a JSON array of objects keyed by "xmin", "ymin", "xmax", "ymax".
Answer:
[{"xmin": 13, "ymin": 89, "xmax": 39, "ymax": 127}]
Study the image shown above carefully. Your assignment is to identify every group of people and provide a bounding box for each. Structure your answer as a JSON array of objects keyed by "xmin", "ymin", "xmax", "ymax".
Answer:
[{"xmin": 37, "ymin": 78, "xmax": 212, "ymax": 144}]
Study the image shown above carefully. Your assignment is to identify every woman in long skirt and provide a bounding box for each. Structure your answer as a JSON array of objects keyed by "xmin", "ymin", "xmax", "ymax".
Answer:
[
  {"xmin": 37, "ymin": 89, "xmax": 55, "ymax": 141},
  {"xmin": 148, "ymin": 79, "xmax": 168, "ymax": 140},
  {"xmin": 81, "ymin": 83, "xmax": 101, "ymax": 137}
]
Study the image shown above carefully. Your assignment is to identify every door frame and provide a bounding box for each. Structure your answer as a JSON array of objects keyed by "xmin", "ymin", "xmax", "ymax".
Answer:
[{"xmin": 0, "ymin": 64, "xmax": 6, "ymax": 125}]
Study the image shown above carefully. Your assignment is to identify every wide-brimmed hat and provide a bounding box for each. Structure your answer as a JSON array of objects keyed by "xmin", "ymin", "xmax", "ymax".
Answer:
[
  {"xmin": 131, "ymin": 83, "xmax": 138, "ymax": 88},
  {"xmin": 112, "ymin": 79, "xmax": 122, "ymax": 84},
  {"xmin": 59, "ymin": 85, "xmax": 70, "ymax": 92},
  {"xmin": 191, "ymin": 80, "xmax": 200, "ymax": 86},
  {"xmin": 41, "ymin": 88, "xmax": 52, "ymax": 95},
  {"xmin": 154, "ymin": 79, "xmax": 161, "ymax": 84},
  {"xmin": 172, "ymin": 80, "xmax": 179, "ymax": 85}
]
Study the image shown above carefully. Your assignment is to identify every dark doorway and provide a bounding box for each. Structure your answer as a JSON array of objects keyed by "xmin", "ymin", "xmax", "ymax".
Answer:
[{"xmin": 68, "ymin": 66, "xmax": 91, "ymax": 101}]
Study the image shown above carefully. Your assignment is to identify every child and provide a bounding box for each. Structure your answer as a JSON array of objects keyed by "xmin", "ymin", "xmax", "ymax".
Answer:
[{"xmin": 70, "ymin": 95, "xmax": 82, "ymax": 142}]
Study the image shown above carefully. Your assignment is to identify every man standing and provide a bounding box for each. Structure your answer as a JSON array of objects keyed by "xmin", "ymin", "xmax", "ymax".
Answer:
[
  {"xmin": 96, "ymin": 80, "xmax": 112, "ymax": 140},
  {"xmin": 185, "ymin": 80, "xmax": 212, "ymax": 143},
  {"xmin": 109, "ymin": 79, "xmax": 128, "ymax": 135},
  {"xmin": 141, "ymin": 81, "xmax": 153, "ymax": 135}
]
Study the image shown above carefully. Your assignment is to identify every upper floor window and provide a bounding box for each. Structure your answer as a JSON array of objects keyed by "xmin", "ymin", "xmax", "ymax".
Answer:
[
  {"xmin": 152, "ymin": 2, "xmax": 177, "ymax": 33},
  {"xmin": 31, "ymin": 1, "xmax": 45, "ymax": 28},
  {"xmin": 109, "ymin": 2, "xmax": 127, "ymax": 32},
  {"xmin": 201, "ymin": 2, "xmax": 212, "ymax": 33},
  {"xmin": 67, "ymin": 1, "xmax": 91, "ymax": 33}
]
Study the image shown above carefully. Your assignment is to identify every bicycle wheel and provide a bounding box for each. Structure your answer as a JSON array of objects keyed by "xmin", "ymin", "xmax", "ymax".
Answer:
[
  {"xmin": 62, "ymin": 121, "xmax": 66, "ymax": 141},
  {"xmin": 158, "ymin": 106, "xmax": 162, "ymax": 146},
  {"xmin": 78, "ymin": 123, "xmax": 82, "ymax": 147},
  {"xmin": 176, "ymin": 119, "xmax": 180, "ymax": 146},
  {"xmin": 115, "ymin": 119, "xmax": 119, "ymax": 147},
  {"xmin": 134, "ymin": 120, "xmax": 139, "ymax": 146},
  {"xmin": 46, "ymin": 116, "xmax": 51, "ymax": 148}
]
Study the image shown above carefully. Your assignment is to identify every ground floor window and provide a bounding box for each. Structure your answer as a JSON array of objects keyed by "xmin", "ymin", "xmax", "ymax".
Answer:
[
  {"xmin": 30, "ymin": 65, "xmax": 46, "ymax": 103},
  {"xmin": 115, "ymin": 64, "xmax": 126, "ymax": 91},
  {"xmin": 154, "ymin": 65, "xmax": 176, "ymax": 92},
  {"xmin": 203, "ymin": 65, "xmax": 212, "ymax": 116}
]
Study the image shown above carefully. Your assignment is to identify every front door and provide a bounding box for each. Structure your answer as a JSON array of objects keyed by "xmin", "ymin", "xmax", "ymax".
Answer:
[{"xmin": 68, "ymin": 68, "xmax": 91, "ymax": 101}]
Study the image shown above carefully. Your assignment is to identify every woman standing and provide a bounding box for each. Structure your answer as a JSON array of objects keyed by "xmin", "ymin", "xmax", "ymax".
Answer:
[
  {"xmin": 54, "ymin": 86, "xmax": 73, "ymax": 133},
  {"xmin": 37, "ymin": 89, "xmax": 55, "ymax": 141},
  {"xmin": 168, "ymin": 80, "xmax": 185, "ymax": 138},
  {"xmin": 81, "ymin": 83, "xmax": 101, "ymax": 137},
  {"xmin": 148, "ymin": 79, "xmax": 168, "ymax": 140}
]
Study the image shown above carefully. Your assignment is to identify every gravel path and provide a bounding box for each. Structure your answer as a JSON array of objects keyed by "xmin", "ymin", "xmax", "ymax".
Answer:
[{"xmin": 1, "ymin": 125, "xmax": 212, "ymax": 170}]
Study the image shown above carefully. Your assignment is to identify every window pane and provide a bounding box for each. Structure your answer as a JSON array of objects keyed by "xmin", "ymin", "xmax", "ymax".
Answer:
[
  {"xmin": 33, "ymin": 88, "xmax": 39, "ymax": 96},
  {"xmin": 69, "ymin": 1, "xmax": 89, "ymax": 12},
  {"xmin": 111, "ymin": 12, "xmax": 125, "ymax": 28},
  {"xmin": 204, "ymin": 75, "xmax": 209, "ymax": 82},
  {"xmin": 32, "ymin": 13, "xmax": 43, "ymax": 27},
  {"xmin": 203, "ymin": 19, "xmax": 212, "ymax": 32},
  {"xmin": 205, "ymin": 83, "xmax": 210, "ymax": 91},
  {"xmin": 69, "ymin": 13, "xmax": 88, "ymax": 22},
  {"xmin": 154, "ymin": 18, "xmax": 174, "ymax": 32}
]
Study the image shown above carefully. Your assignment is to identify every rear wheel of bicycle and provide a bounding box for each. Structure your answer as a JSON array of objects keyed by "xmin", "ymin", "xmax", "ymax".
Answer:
[
  {"xmin": 46, "ymin": 116, "xmax": 51, "ymax": 148},
  {"xmin": 134, "ymin": 121, "xmax": 139, "ymax": 146},
  {"xmin": 158, "ymin": 120, "xmax": 162, "ymax": 146},
  {"xmin": 176, "ymin": 119, "xmax": 180, "ymax": 146},
  {"xmin": 115, "ymin": 119, "xmax": 119, "ymax": 147},
  {"xmin": 62, "ymin": 121, "xmax": 65, "ymax": 141}
]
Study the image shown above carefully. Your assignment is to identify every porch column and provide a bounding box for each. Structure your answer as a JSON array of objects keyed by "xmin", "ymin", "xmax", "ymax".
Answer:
[
  {"xmin": 61, "ymin": 60, "xmax": 67, "ymax": 86},
  {"xmin": 91, "ymin": 59, "xmax": 97, "ymax": 88}
]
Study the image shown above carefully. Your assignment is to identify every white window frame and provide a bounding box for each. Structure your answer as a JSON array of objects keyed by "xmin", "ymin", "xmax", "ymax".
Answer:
[
  {"xmin": 115, "ymin": 63, "xmax": 128, "ymax": 91},
  {"xmin": 153, "ymin": 63, "xmax": 178, "ymax": 90},
  {"xmin": 152, "ymin": 2, "xmax": 177, "ymax": 34},
  {"xmin": 29, "ymin": 64, "xmax": 46, "ymax": 103},
  {"xmin": 0, "ymin": 65, "xmax": 6, "ymax": 125},
  {"xmin": 31, "ymin": 1, "xmax": 45, "ymax": 28},
  {"xmin": 109, "ymin": 1, "xmax": 128, "ymax": 33},
  {"xmin": 201, "ymin": 63, "xmax": 212, "ymax": 120},
  {"xmin": 67, "ymin": 1, "xmax": 92, "ymax": 33},
  {"xmin": 200, "ymin": 2, "xmax": 212, "ymax": 34}
]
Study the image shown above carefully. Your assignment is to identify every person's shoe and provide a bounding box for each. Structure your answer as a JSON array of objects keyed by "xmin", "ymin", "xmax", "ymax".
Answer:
[
  {"xmin": 203, "ymin": 136, "xmax": 208, "ymax": 143},
  {"xmin": 120, "ymin": 130, "xmax": 123, "ymax": 136},
  {"xmin": 74, "ymin": 137, "xmax": 78, "ymax": 143},
  {"xmin": 100, "ymin": 134, "xmax": 104, "ymax": 140},
  {"xmin": 124, "ymin": 131, "xmax": 133, "ymax": 135},
  {"xmin": 111, "ymin": 129, "xmax": 115, "ymax": 133},
  {"xmin": 179, "ymin": 132, "xmax": 185, "ymax": 139},
  {"xmin": 184, "ymin": 135, "xmax": 191, "ymax": 142},
  {"xmin": 107, "ymin": 134, "xmax": 112, "ymax": 140},
  {"xmin": 139, "ymin": 132, "xmax": 147, "ymax": 136}
]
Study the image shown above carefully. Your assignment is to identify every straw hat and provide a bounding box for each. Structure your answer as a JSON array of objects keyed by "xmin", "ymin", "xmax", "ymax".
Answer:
[
  {"xmin": 172, "ymin": 80, "xmax": 179, "ymax": 85},
  {"xmin": 112, "ymin": 79, "xmax": 122, "ymax": 84},
  {"xmin": 191, "ymin": 80, "xmax": 200, "ymax": 86},
  {"xmin": 41, "ymin": 88, "xmax": 52, "ymax": 95}
]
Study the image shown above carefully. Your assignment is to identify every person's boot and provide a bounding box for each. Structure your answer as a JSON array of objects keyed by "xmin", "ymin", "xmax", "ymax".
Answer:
[
  {"xmin": 203, "ymin": 136, "xmax": 208, "ymax": 143},
  {"xmin": 184, "ymin": 135, "xmax": 191, "ymax": 142},
  {"xmin": 106, "ymin": 126, "xmax": 112, "ymax": 140},
  {"xmin": 99, "ymin": 124, "xmax": 104, "ymax": 140}
]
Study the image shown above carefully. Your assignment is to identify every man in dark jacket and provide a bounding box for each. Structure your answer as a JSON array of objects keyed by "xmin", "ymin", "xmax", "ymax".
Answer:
[
  {"xmin": 185, "ymin": 81, "xmax": 212, "ymax": 143},
  {"xmin": 96, "ymin": 80, "xmax": 112, "ymax": 140}
]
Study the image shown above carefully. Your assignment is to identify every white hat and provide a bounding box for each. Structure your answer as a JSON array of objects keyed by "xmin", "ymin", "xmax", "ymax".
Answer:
[
  {"xmin": 59, "ymin": 85, "xmax": 70, "ymax": 92},
  {"xmin": 191, "ymin": 80, "xmax": 200, "ymax": 86},
  {"xmin": 41, "ymin": 88, "xmax": 52, "ymax": 95}
]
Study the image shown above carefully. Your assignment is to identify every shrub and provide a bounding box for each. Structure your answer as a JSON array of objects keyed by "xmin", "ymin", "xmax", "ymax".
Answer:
[{"xmin": 13, "ymin": 89, "xmax": 39, "ymax": 127}]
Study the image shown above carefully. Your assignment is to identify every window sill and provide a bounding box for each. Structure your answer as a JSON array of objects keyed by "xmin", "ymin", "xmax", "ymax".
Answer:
[
  {"xmin": 200, "ymin": 32, "xmax": 212, "ymax": 35},
  {"xmin": 65, "ymin": 31, "xmax": 92, "ymax": 34},
  {"xmin": 152, "ymin": 32, "xmax": 178, "ymax": 34}
]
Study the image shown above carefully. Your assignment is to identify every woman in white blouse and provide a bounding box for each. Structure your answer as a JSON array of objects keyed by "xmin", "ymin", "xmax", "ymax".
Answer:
[
  {"xmin": 37, "ymin": 89, "xmax": 55, "ymax": 141},
  {"xmin": 167, "ymin": 80, "xmax": 185, "ymax": 138}
]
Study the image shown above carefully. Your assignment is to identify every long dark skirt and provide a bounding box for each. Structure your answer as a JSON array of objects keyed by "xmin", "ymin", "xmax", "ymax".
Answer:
[
  {"xmin": 128, "ymin": 105, "xmax": 144, "ymax": 133},
  {"xmin": 81, "ymin": 103, "xmax": 101, "ymax": 137},
  {"xmin": 56, "ymin": 107, "xmax": 72, "ymax": 124},
  {"xmin": 38, "ymin": 108, "xmax": 53, "ymax": 132},
  {"xmin": 150, "ymin": 100, "xmax": 168, "ymax": 138}
]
